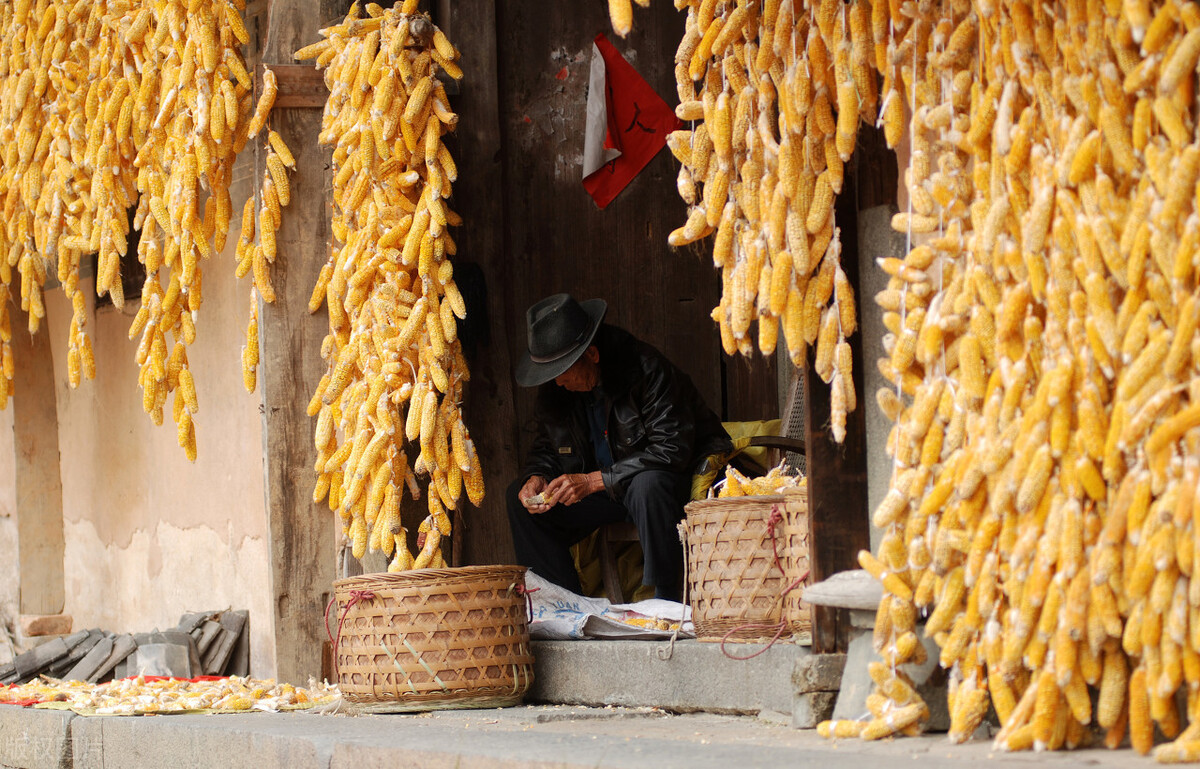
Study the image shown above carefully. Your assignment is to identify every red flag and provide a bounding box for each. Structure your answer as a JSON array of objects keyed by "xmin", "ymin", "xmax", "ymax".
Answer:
[{"xmin": 582, "ymin": 33, "xmax": 682, "ymax": 210}]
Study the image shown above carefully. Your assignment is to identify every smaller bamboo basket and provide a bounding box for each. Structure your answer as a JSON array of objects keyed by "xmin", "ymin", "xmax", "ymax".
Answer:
[
  {"xmin": 683, "ymin": 487, "xmax": 811, "ymax": 643},
  {"xmin": 330, "ymin": 565, "xmax": 535, "ymax": 713}
]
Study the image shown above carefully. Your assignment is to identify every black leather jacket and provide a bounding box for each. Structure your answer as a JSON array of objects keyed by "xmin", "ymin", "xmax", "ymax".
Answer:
[{"xmin": 520, "ymin": 325, "xmax": 732, "ymax": 502}]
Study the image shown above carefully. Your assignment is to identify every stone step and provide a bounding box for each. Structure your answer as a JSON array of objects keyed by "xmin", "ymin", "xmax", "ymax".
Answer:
[{"xmin": 529, "ymin": 639, "xmax": 844, "ymax": 727}]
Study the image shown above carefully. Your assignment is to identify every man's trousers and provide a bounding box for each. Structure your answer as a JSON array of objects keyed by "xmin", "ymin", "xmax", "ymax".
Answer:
[{"xmin": 505, "ymin": 470, "xmax": 690, "ymax": 595}]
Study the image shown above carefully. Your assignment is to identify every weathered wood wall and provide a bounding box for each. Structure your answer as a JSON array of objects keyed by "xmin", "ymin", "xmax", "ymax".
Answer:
[{"xmin": 448, "ymin": 2, "xmax": 780, "ymax": 566}]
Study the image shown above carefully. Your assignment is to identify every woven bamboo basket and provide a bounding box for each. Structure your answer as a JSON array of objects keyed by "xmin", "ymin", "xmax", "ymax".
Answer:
[
  {"xmin": 683, "ymin": 487, "xmax": 811, "ymax": 643},
  {"xmin": 330, "ymin": 565, "xmax": 535, "ymax": 713}
]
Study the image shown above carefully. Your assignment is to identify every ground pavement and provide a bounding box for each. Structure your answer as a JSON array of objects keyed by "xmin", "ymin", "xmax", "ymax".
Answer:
[{"xmin": 0, "ymin": 701, "xmax": 1169, "ymax": 769}]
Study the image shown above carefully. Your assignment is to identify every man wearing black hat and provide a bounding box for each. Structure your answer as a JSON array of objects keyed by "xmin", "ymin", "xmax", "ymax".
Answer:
[{"xmin": 507, "ymin": 293, "xmax": 731, "ymax": 601}]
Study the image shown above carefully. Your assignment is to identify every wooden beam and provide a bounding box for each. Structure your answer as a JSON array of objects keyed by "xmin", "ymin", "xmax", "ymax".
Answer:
[
  {"xmin": 802, "ymin": 149, "xmax": 871, "ymax": 655},
  {"xmin": 11, "ymin": 307, "xmax": 65, "ymax": 615},
  {"xmin": 270, "ymin": 65, "xmax": 330, "ymax": 109},
  {"xmin": 258, "ymin": 0, "xmax": 340, "ymax": 685}
]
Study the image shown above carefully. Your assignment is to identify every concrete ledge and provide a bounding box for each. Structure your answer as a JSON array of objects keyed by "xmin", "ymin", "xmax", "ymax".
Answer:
[
  {"xmin": 0, "ymin": 707, "xmax": 74, "ymax": 769},
  {"xmin": 0, "ymin": 702, "xmax": 1141, "ymax": 769},
  {"xmin": 71, "ymin": 715, "xmax": 334, "ymax": 769},
  {"xmin": 529, "ymin": 639, "xmax": 809, "ymax": 715}
]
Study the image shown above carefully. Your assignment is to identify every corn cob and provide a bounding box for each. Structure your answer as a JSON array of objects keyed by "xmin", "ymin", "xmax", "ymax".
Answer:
[
  {"xmin": 293, "ymin": 8, "xmax": 478, "ymax": 568},
  {"xmin": 247, "ymin": 67, "xmax": 278, "ymax": 138},
  {"xmin": 777, "ymin": 0, "xmax": 1200, "ymax": 757}
]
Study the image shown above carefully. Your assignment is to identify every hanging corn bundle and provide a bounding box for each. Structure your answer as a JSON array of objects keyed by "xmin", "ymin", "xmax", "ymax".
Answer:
[
  {"xmin": 0, "ymin": 0, "xmax": 288, "ymax": 460},
  {"xmin": 803, "ymin": 0, "xmax": 1200, "ymax": 761},
  {"xmin": 624, "ymin": 0, "xmax": 1200, "ymax": 760},
  {"xmin": 653, "ymin": 0, "xmax": 868, "ymax": 443},
  {"xmin": 296, "ymin": 1, "xmax": 481, "ymax": 572}
]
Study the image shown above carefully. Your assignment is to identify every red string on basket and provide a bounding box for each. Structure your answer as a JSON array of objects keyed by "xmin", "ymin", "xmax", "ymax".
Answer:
[
  {"xmin": 767, "ymin": 505, "xmax": 787, "ymax": 576},
  {"xmin": 720, "ymin": 504, "xmax": 809, "ymax": 661},
  {"xmin": 323, "ymin": 589, "xmax": 376, "ymax": 679},
  {"xmin": 511, "ymin": 584, "xmax": 539, "ymax": 620}
]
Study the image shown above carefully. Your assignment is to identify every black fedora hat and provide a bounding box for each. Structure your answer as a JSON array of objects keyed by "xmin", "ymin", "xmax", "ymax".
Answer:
[{"xmin": 515, "ymin": 294, "xmax": 608, "ymax": 387}]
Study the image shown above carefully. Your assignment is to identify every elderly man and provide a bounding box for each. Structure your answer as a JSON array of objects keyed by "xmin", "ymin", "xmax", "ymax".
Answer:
[{"xmin": 506, "ymin": 293, "xmax": 731, "ymax": 601}]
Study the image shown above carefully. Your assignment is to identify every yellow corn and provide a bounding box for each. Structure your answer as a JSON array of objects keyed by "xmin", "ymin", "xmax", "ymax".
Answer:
[
  {"xmin": 267, "ymin": 153, "xmax": 290, "ymax": 207},
  {"xmin": 247, "ymin": 67, "xmax": 278, "ymax": 138},
  {"xmin": 608, "ymin": 0, "xmax": 633, "ymax": 37}
]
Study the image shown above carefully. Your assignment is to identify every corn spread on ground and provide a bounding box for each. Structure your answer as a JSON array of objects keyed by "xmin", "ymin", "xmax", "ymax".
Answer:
[{"xmin": 0, "ymin": 675, "xmax": 339, "ymax": 716}]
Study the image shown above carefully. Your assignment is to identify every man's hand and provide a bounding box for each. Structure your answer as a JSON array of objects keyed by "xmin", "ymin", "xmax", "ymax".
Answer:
[
  {"xmin": 545, "ymin": 472, "xmax": 604, "ymax": 506},
  {"xmin": 520, "ymin": 476, "xmax": 552, "ymax": 514}
]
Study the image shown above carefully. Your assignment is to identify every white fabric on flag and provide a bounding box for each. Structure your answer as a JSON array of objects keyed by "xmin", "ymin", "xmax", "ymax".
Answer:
[{"xmin": 582, "ymin": 41, "xmax": 622, "ymax": 180}]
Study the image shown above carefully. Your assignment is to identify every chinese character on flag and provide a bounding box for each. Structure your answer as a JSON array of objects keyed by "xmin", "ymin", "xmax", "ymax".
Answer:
[{"xmin": 582, "ymin": 33, "xmax": 682, "ymax": 210}]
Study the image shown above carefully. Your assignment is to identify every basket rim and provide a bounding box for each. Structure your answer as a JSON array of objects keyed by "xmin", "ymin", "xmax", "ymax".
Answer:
[
  {"xmin": 335, "ymin": 565, "xmax": 528, "ymax": 592},
  {"xmin": 685, "ymin": 487, "xmax": 806, "ymax": 513}
]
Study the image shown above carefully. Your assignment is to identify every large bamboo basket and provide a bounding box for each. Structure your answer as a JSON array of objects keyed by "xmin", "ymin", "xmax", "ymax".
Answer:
[
  {"xmin": 330, "ymin": 565, "xmax": 535, "ymax": 712},
  {"xmin": 683, "ymin": 487, "xmax": 811, "ymax": 643}
]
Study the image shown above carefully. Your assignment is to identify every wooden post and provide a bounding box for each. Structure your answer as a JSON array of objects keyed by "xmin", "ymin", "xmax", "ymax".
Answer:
[
  {"xmin": 258, "ymin": 0, "xmax": 340, "ymax": 684},
  {"xmin": 803, "ymin": 146, "xmax": 872, "ymax": 654},
  {"xmin": 11, "ymin": 309, "xmax": 65, "ymax": 616}
]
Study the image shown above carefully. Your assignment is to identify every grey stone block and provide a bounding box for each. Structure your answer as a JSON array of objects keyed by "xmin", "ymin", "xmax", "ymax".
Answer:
[
  {"xmin": 227, "ymin": 612, "xmax": 251, "ymax": 677},
  {"xmin": 13, "ymin": 637, "xmax": 70, "ymax": 681},
  {"xmin": 195, "ymin": 621, "xmax": 223, "ymax": 657},
  {"xmin": 529, "ymin": 639, "xmax": 807, "ymax": 715},
  {"xmin": 47, "ymin": 631, "xmax": 105, "ymax": 679},
  {"xmin": 0, "ymin": 706, "xmax": 74, "ymax": 769},
  {"xmin": 791, "ymin": 653, "xmax": 846, "ymax": 693},
  {"xmin": 175, "ymin": 612, "xmax": 209, "ymax": 635},
  {"xmin": 92, "ymin": 634, "xmax": 136, "ymax": 683},
  {"xmin": 64, "ymin": 636, "xmax": 113, "ymax": 683},
  {"xmin": 847, "ymin": 609, "xmax": 876, "ymax": 629},
  {"xmin": 830, "ymin": 632, "xmax": 873, "ymax": 722},
  {"xmin": 791, "ymin": 691, "xmax": 837, "ymax": 729},
  {"xmin": 71, "ymin": 714, "xmax": 332, "ymax": 769},
  {"xmin": 202, "ymin": 611, "xmax": 248, "ymax": 675},
  {"xmin": 802, "ymin": 570, "xmax": 883, "ymax": 611}
]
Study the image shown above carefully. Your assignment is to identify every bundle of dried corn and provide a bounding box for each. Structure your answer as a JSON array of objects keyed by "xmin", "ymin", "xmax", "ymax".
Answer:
[
  {"xmin": 625, "ymin": 0, "xmax": 1200, "ymax": 759},
  {"xmin": 658, "ymin": 0, "xmax": 869, "ymax": 443},
  {"xmin": 0, "ymin": 0, "xmax": 288, "ymax": 459},
  {"xmin": 296, "ymin": 2, "xmax": 480, "ymax": 572},
  {"xmin": 802, "ymin": 0, "xmax": 1200, "ymax": 760}
]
